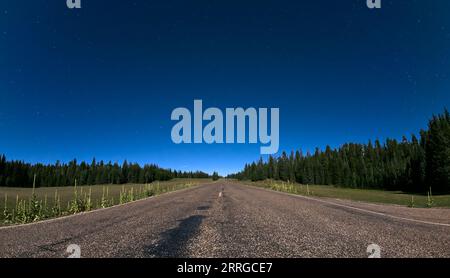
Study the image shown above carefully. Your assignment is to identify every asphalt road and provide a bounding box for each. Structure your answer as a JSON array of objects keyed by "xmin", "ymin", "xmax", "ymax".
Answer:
[{"xmin": 1, "ymin": 181, "xmax": 449, "ymax": 258}]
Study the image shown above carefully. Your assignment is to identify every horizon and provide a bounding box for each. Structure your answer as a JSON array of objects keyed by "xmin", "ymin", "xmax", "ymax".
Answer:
[{"xmin": 0, "ymin": 108, "xmax": 446, "ymax": 176}]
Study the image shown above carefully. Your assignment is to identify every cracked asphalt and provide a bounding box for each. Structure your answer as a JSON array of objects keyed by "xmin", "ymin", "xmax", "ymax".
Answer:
[{"xmin": 1, "ymin": 181, "xmax": 449, "ymax": 258}]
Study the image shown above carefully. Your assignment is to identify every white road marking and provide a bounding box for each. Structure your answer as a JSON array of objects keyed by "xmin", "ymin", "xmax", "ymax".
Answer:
[{"xmin": 245, "ymin": 184, "xmax": 450, "ymax": 228}]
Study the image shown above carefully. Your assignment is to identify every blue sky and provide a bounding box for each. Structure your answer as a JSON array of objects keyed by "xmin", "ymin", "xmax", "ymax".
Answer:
[{"xmin": 1, "ymin": 0, "xmax": 450, "ymax": 175}]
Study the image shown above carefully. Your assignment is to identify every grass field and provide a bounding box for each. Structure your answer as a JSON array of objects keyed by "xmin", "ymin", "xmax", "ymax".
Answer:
[
  {"xmin": 238, "ymin": 180, "xmax": 450, "ymax": 208},
  {"xmin": 0, "ymin": 178, "xmax": 212, "ymax": 225}
]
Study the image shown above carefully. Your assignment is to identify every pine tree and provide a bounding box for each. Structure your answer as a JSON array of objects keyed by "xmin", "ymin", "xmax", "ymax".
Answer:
[
  {"xmin": 212, "ymin": 172, "xmax": 220, "ymax": 181},
  {"xmin": 425, "ymin": 110, "xmax": 450, "ymax": 193},
  {"xmin": 278, "ymin": 152, "xmax": 289, "ymax": 181}
]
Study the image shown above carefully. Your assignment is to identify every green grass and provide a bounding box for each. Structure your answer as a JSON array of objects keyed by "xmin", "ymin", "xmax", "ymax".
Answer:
[
  {"xmin": 0, "ymin": 178, "xmax": 212, "ymax": 225},
  {"xmin": 238, "ymin": 180, "xmax": 450, "ymax": 208}
]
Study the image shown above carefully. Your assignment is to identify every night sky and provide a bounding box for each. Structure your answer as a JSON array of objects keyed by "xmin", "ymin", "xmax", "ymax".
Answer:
[{"xmin": 1, "ymin": 0, "xmax": 450, "ymax": 175}]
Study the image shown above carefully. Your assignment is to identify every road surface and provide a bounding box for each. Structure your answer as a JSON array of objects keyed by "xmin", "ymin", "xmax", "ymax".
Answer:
[{"xmin": 1, "ymin": 181, "xmax": 449, "ymax": 258}]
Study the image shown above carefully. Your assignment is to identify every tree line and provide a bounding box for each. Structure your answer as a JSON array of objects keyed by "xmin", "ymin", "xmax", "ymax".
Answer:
[
  {"xmin": 0, "ymin": 157, "xmax": 210, "ymax": 188},
  {"xmin": 229, "ymin": 110, "xmax": 450, "ymax": 194}
]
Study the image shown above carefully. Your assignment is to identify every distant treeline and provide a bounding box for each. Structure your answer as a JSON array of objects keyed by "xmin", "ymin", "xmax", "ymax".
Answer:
[
  {"xmin": 229, "ymin": 110, "xmax": 450, "ymax": 194},
  {"xmin": 0, "ymin": 158, "xmax": 210, "ymax": 188}
]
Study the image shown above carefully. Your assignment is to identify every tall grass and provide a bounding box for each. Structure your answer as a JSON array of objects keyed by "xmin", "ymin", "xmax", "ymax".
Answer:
[
  {"xmin": 244, "ymin": 180, "xmax": 447, "ymax": 208},
  {"xmin": 263, "ymin": 180, "xmax": 314, "ymax": 196},
  {"xmin": 2, "ymin": 178, "xmax": 199, "ymax": 225},
  {"xmin": 427, "ymin": 187, "xmax": 434, "ymax": 208}
]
